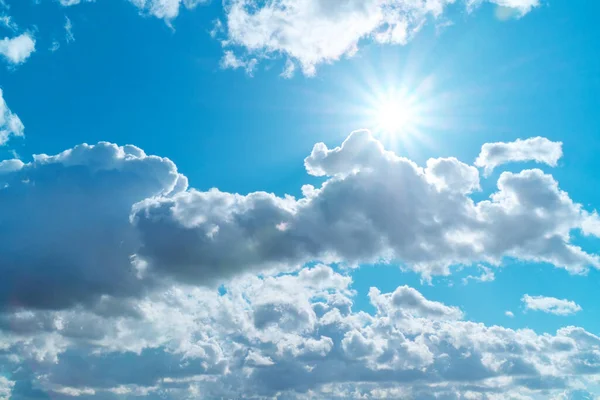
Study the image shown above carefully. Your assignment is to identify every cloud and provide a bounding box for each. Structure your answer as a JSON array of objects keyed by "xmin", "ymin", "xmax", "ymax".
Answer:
[
  {"xmin": 522, "ymin": 295, "xmax": 582, "ymax": 316},
  {"xmin": 65, "ymin": 16, "xmax": 74, "ymax": 43},
  {"xmin": 56, "ymin": 0, "xmax": 538, "ymax": 74},
  {"xmin": 59, "ymin": 0, "xmax": 88, "ymax": 5},
  {"xmin": 370, "ymin": 285, "xmax": 463, "ymax": 320},
  {"xmin": 0, "ymin": 33, "xmax": 35, "ymax": 65},
  {"xmin": 0, "ymin": 376, "xmax": 13, "ymax": 400},
  {"xmin": 476, "ymin": 137, "xmax": 563, "ymax": 176},
  {"xmin": 505, "ymin": 310, "xmax": 514, "ymax": 318},
  {"xmin": 219, "ymin": 0, "xmax": 540, "ymax": 76},
  {"xmin": 1, "ymin": 130, "xmax": 598, "ymax": 313},
  {"xmin": 0, "ymin": 15, "xmax": 17, "ymax": 31},
  {"xmin": 1, "ymin": 268, "xmax": 600, "ymax": 399},
  {"xmin": 0, "ymin": 141, "xmax": 187, "ymax": 310},
  {"xmin": 463, "ymin": 265, "xmax": 496, "ymax": 285},
  {"xmin": 134, "ymin": 130, "xmax": 599, "ymax": 285},
  {"xmin": 220, "ymin": 50, "xmax": 257, "ymax": 76},
  {"xmin": 0, "ymin": 88, "xmax": 24, "ymax": 145},
  {"xmin": 467, "ymin": 0, "xmax": 540, "ymax": 16},
  {"xmin": 128, "ymin": 0, "xmax": 207, "ymax": 20}
]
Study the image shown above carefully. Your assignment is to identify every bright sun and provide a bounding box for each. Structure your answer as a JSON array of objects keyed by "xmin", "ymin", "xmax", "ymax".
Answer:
[{"xmin": 376, "ymin": 99, "xmax": 412, "ymax": 134}]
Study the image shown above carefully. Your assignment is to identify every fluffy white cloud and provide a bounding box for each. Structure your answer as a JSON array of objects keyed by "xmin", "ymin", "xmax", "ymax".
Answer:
[
  {"xmin": 219, "ymin": 0, "xmax": 540, "ymax": 76},
  {"xmin": 1, "ymin": 131, "xmax": 598, "ymax": 313},
  {"xmin": 475, "ymin": 137, "xmax": 563, "ymax": 176},
  {"xmin": 522, "ymin": 295, "xmax": 582, "ymax": 316},
  {"xmin": 0, "ymin": 89, "xmax": 24, "ymax": 145},
  {"xmin": 1, "ymin": 267, "xmax": 600, "ymax": 399},
  {"xmin": 0, "ymin": 376, "xmax": 13, "ymax": 400},
  {"xmin": 134, "ymin": 130, "xmax": 599, "ymax": 284},
  {"xmin": 0, "ymin": 33, "xmax": 35, "ymax": 64},
  {"xmin": 56, "ymin": 0, "xmax": 539, "ymax": 74}
]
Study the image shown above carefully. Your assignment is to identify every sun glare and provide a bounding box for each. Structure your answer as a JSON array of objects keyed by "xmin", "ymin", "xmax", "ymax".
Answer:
[{"xmin": 376, "ymin": 99, "xmax": 412, "ymax": 134}]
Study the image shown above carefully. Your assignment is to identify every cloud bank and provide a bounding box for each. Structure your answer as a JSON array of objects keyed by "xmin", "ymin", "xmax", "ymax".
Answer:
[
  {"xmin": 1, "ymin": 130, "xmax": 598, "ymax": 312},
  {"xmin": 1, "ymin": 130, "xmax": 599, "ymax": 398},
  {"xmin": 1, "ymin": 266, "xmax": 600, "ymax": 399}
]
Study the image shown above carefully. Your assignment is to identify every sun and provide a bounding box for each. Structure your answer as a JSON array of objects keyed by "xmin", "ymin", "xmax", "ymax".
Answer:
[
  {"xmin": 369, "ymin": 90, "xmax": 421, "ymax": 139},
  {"xmin": 376, "ymin": 99, "xmax": 413, "ymax": 134}
]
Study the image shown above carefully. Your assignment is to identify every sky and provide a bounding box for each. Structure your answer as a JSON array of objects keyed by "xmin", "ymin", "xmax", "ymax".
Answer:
[{"xmin": 1, "ymin": 0, "xmax": 600, "ymax": 399}]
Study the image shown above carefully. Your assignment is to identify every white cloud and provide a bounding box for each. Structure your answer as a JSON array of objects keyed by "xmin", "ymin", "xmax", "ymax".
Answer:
[
  {"xmin": 1, "ymin": 270, "xmax": 599, "ymax": 399},
  {"xmin": 0, "ymin": 88, "xmax": 24, "ymax": 145},
  {"xmin": 370, "ymin": 285, "xmax": 463, "ymax": 320},
  {"xmin": 59, "ymin": 0, "xmax": 87, "ymax": 5},
  {"xmin": 56, "ymin": 0, "xmax": 539, "ymax": 74},
  {"xmin": 0, "ymin": 376, "xmax": 14, "ymax": 400},
  {"xmin": 463, "ymin": 266, "xmax": 496, "ymax": 285},
  {"xmin": 476, "ymin": 137, "xmax": 563, "ymax": 176},
  {"xmin": 132, "ymin": 130, "xmax": 599, "ymax": 285},
  {"xmin": 505, "ymin": 311, "xmax": 515, "ymax": 318},
  {"xmin": 522, "ymin": 295, "xmax": 582, "ymax": 316},
  {"xmin": 128, "ymin": 0, "xmax": 207, "ymax": 20},
  {"xmin": 65, "ymin": 16, "xmax": 74, "ymax": 43},
  {"xmin": 220, "ymin": 50, "xmax": 257, "ymax": 76},
  {"xmin": 0, "ymin": 32, "xmax": 35, "ymax": 64},
  {"xmin": 0, "ymin": 15, "xmax": 17, "ymax": 31},
  {"xmin": 1, "ymin": 130, "xmax": 597, "ymax": 313},
  {"xmin": 219, "ymin": 0, "xmax": 540, "ymax": 76}
]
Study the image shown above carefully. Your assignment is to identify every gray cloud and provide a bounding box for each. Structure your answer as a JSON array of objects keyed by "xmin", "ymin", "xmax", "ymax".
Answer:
[{"xmin": 0, "ymin": 142, "xmax": 186, "ymax": 310}]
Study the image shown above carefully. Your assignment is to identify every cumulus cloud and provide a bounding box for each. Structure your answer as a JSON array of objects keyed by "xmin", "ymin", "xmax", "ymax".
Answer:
[
  {"xmin": 0, "ymin": 88, "xmax": 24, "ymax": 145},
  {"xmin": 219, "ymin": 0, "xmax": 540, "ymax": 76},
  {"xmin": 476, "ymin": 137, "xmax": 563, "ymax": 176},
  {"xmin": 1, "ymin": 267, "xmax": 599, "ymax": 399},
  {"xmin": 0, "ymin": 376, "xmax": 13, "ymax": 400},
  {"xmin": 1, "ymin": 130, "xmax": 598, "ymax": 313},
  {"xmin": 522, "ymin": 295, "xmax": 582, "ymax": 316},
  {"xmin": 134, "ymin": 130, "xmax": 599, "ymax": 284},
  {"xmin": 57, "ymin": 0, "xmax": 539, "ymax": 74},
  {"xmin": 0, "ymin": 142, "xmax": 187, "ymax": 310},
  {"xmin": 0, "ymin": 33, "xmax": 35, "ymax": 64}
]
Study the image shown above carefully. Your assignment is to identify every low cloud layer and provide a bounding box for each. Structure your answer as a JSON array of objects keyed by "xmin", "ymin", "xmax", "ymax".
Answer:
[{"xmin": 1, "ymin": 266, "xmax": 600, "ymax": 399}]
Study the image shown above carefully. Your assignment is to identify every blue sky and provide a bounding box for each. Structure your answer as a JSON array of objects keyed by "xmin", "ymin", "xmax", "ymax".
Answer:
[{"xmin": 1, "ymin": 0, "xmax": 600, "ymax": 399}]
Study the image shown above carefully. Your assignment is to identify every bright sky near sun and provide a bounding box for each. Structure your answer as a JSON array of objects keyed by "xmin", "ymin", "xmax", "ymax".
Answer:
[{"xmin": 1, "ymin": 1, "xmax": 600, "ymax": 399}]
